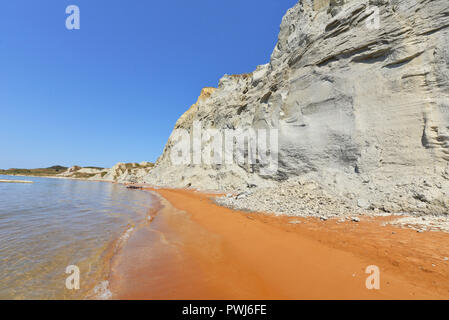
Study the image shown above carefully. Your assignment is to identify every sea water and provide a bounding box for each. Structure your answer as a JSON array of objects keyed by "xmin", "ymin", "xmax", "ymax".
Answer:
[{"xmin": 0, "ymin": 175, "xmax": 153, "ymax": 299}]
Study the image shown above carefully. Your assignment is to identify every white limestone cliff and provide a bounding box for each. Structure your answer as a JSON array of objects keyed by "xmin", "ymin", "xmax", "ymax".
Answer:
[{"xmin": 145, "ymin": 0, "xmax": 449, "ymax": 216}]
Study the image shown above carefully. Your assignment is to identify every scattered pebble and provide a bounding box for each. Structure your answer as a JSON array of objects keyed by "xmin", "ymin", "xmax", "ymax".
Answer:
[
  {"xmin": 388, "ymin": 217, "xmax": 449, "ymax": 233},
  {"xmin": 214, "ymin": 180, "xmax": 449, "ymax": 234},
  {"xmin": 215, "ymin": 181, "xmax": 362, "ymax": 220},
  {"xmin": 357, "ymin": 199, "xmax": 370, "ymax": 209}
]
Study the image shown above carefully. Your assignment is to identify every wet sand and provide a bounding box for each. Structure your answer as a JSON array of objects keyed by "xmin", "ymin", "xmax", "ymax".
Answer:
[{"xmin": 110, "ymin": 188, "xmax": 449, "ymax": 300}]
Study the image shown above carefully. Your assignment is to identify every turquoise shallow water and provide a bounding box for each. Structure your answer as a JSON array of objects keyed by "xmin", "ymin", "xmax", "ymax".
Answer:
[{"xmin": 0, "ymin": 175, "xmax": 153, "ymax": 299}]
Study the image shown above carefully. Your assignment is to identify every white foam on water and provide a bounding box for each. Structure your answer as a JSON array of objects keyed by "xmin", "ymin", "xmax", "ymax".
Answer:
[{"xmin": 119, "ymin": 226, "xmax": 134, "ymax": 244}]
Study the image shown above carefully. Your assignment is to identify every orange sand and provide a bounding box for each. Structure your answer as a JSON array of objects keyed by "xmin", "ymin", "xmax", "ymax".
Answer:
[{"xmin": 110, "ymin": 188, "xmax": 449, "ymax": 300}]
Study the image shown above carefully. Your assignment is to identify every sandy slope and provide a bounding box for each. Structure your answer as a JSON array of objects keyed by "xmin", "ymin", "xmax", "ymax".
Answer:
[{"xmin": 109, "ymin": 188, "xmax": 449, "ymax": 300}]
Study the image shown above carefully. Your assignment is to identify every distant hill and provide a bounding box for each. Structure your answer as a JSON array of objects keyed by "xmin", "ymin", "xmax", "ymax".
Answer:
[
  {"xmin": 0, "ymin": 166, "xmax": 68, "ymax": 177},
  {"xmin": 60, "ymin": 162, "xmax": 154, "ymax": 182},
  {"xmin": 0, "ymin": 162, "xmax": 154, "ymax": 181}
]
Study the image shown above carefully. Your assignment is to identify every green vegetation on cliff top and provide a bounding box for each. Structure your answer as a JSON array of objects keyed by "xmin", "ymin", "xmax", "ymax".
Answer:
[{"xmin": 0, "ymin": 166, "xmax": 68, "ymax": 177}]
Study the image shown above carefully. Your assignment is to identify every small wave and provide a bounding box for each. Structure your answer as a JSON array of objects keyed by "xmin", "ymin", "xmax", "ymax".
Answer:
[{"xmin": 118, "ymin": 226, "xmax": 134, "ymax": 246}]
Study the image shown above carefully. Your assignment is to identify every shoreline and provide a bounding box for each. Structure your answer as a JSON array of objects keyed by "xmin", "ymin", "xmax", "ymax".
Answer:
[
  {"xmin": 4, "ymin": 174, "xmax": 448, "ymax": 299},
  {"xmin": 85, "ymin": 188, "xmax": 162, "ymax": 300},
  {"xmin": 107, "ymin": 188, "xmax": 449, "ymax": 300},
  {"xmin": 0, "ymin": 173, "xmax": 113, "ymax": 183}
]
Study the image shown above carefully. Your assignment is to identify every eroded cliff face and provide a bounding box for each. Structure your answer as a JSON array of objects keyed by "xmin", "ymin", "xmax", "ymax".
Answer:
[
  {"xmin": 59, "ymin": 162, "xmax": 154, "ymax": 183},
  {"xmin": 144, "ymin": 0, "xmax": 449, "ymax": 215}
]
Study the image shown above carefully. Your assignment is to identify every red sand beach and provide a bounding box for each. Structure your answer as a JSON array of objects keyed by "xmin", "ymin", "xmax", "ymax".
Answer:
[{"xmin": 109, "ymin": 188, "xmax": 449, "ymax": 300}]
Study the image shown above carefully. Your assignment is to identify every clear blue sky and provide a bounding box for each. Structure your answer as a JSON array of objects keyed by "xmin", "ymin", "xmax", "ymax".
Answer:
[{"xmin": 0, "ymin": 0, "xmax": 297, "ymax": 169}]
